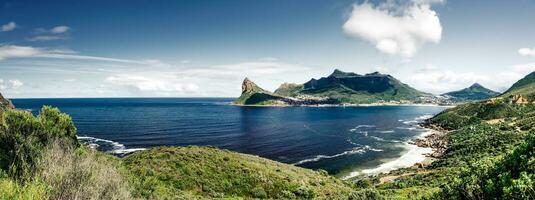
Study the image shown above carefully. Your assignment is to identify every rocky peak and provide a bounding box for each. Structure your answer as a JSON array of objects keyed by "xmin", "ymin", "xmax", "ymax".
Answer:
[
  {"xmin": 329, "ymin": 69, "xmax": 359, "ymax": 78},
  {"xmin": 469, "ymin": 83, "xmax": 483, "ymax": 89},
  {"xmin": 241, "ymin": 78, "xmax": 266, "ymax": 94}
]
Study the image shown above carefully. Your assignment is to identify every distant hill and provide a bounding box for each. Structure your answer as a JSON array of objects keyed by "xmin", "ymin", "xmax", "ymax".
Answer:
[
  {"xmin": 442, "ymin": 83, "xmax": 499, "ymax": 101},
  {"xmin": 502, "ymin": 71, "xmax": 535, "ymax": 100},
  {"xmin": 0, "ymin": 91, "xmax": 14, "ymax": 113},
  {"xmin": 235, "ymin": 69, "xmax": 431, "ymax": 106}
]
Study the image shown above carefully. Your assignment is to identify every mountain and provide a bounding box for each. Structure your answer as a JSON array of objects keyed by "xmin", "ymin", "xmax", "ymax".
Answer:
[
  {"xmin": 233, "ymin": 78, "xmax": 287, "ymax": 106},
  {"xmin": 502, "ymin": 71, "xmax": 535, "ymax": 100},
  {"xmin": 234, "ymin": 78, "xmax": 339, "ymax": 106},
  {"xmin": 442, "ymin": 83, "xmax": 500, "ymax": 101},
  {"xmin": 235, "ymin": 69, "xmax": 430, "ymax": 106},
  {"xmin": 0, "ymin": 91, "xmax": 14, "ymax": 113}
]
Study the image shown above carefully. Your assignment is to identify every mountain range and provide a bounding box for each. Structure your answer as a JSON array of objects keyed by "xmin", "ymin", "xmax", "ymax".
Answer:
[{"xmin": 235, "ymin": 69, "xmax": 501, "ymax": 106}]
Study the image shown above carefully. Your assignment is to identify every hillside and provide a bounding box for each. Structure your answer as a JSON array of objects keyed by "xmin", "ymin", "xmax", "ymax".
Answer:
[
  {"xmin": 351, "ymin": 72, "xmax": 535, "ymax": 199},
  {"xmin": 236, "ymin": 69, "xmax": 431, "ymax": 106},
  {"xmin": 502, "ymin": 71, "xmax": 535, "ymax": 99},
  {"xmin": 0, "ymin": 91, "xmax": 14, "ymax": 113},
  {"xmin": 123, "ymin": 146, "xmax": 354, "ymax": 199},
  {"xmin": 442, "ymin": 83, "xmax": 499, "ymax": 101}
]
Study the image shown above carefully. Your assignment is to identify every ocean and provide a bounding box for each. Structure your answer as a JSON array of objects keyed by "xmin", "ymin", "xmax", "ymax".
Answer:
[{"xmin": 12, "ymin": 98, "xmax": 447, "ymax": 178}]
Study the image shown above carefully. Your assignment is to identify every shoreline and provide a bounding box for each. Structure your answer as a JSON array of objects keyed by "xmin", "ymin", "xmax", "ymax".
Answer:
[
  {"xmin": 233, "ymin": 103, "xmax": 456, "ymax": 108},
  {"xmin": 342, "ymin": 120, "xmax": 448, "ymax": 180}
]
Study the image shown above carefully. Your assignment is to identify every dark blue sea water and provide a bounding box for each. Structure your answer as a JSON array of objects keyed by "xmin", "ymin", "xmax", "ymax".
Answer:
[{"xmin": 12, "ymin": 98, "xmax": 446, "ymax": 177}]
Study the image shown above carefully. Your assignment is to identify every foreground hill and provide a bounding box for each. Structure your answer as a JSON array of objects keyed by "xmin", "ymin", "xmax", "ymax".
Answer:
[
  {"xmin": 123, "ymin": 146, "xmax": 354, "ymax": 199},
  {"xmin": 235, "ymin": 69, "xmax": 431, "ymax": 106},
  {"xmin": 442, "ymin": 83, "xmax": 499, "ymax": 101}
]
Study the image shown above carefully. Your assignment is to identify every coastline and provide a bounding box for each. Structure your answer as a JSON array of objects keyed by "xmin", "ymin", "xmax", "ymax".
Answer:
[
  {"xmin": 232, "ymin": 102, "xmax": 456, "ymax": 108},
  {"xmin": 342, "ymin": 119, "xmax": 449, "ymax": 180}
]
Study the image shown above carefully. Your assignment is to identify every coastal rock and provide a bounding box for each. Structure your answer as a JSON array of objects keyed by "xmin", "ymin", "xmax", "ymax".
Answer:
[
  {"xmin": 0, "ymin": 91, "xmax": 14, "ymax": 113},
  {"xmin": 241, "ymin": 78, "xmax": 262, "ymax": 94}
]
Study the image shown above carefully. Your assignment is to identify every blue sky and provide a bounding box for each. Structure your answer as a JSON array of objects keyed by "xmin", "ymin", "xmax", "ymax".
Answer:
[{"xmin": 1, "ymin": 0, "xmax": 535, "ymax": 98}]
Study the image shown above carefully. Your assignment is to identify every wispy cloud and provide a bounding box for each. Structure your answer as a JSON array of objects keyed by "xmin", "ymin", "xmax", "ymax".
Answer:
[
  {"xmin": 0, "ymin": 44, "xmax": 167, "ymax": 67},
  {"xmin": 27, "ymin": 35, "xmax": 67, "ymax": 41},
  {"xmin": 29, "ymin": 25, "xmax": 71, "ymax": 41},
  {"xmin": 1, "ymin": 21, "xmax": 16, "ymax": 32},
  {"xmin": 519, "ymin": 47, "xmax": 535, "ymax": 57},
  {"xmin": 343, "ymin": 0, "xmax": 443, "ymax": 58}
]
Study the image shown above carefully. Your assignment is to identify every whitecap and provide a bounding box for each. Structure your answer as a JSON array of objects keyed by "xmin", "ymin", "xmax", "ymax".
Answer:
[
  {"xmin": 378, "ymin": 130, "xmax": 395, "ymax": 133},
  {"xmin": 293, "ymin": 145, "xmax": 382, "ymax": 165},
  {"xmin": 370, "ymin": 136, "xmax": 386, "ymax": 141},
  {"xmin": 77, "ymin": 136, "xmax": 146, "ymax": 156},
  {"xmin": 349, "ymin": 125, "xmax": 376, "ymax": 132}
]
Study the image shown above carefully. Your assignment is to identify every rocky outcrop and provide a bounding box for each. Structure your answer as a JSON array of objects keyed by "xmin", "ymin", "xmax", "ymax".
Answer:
[
  {"xmin": 242, "ymin": 78, "xmax": 259, "ymax": 94},
  {"xmin": 0, "ymin": 91, "xmax": 14, "ymax": 113},
  {"xmin": 509, "ymin": 94, "xmax": 529, "ymax": 104}
]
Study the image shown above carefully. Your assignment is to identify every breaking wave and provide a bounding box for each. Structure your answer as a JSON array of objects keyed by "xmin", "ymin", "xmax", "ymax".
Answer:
[
  {"xmin": 294, "ymin": 145, "xmax": 383, "ymax": 166},
  {"xmin": 77, "ymin": 136, "xmax": 146, "ymax": 156}
]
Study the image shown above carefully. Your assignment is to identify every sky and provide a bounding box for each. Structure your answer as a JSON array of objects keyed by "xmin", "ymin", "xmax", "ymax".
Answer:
[{"xmin": 1, "ymin": 0, "xmax": 535, "ymax": 98}]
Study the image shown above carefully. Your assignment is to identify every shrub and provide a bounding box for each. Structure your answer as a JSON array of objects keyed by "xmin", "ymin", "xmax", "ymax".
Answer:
[
  {"xmin": 37, "ymin": 139, "xmax": 131, "ymax": 200},
  {"xmin": 0, "ymin": 106, "xmax": 78, "ymax": 182}
]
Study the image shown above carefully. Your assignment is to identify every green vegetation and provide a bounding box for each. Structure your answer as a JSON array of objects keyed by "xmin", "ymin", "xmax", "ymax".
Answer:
[
  {"xmin": 503, "ymin": 71, "xmax": 535, "ymax": 99},
  {"xmin": 0, "ymin": 107, "xmax": 131, "ymax": 200},
  {"xmin": 123, "ymin": 146, "xmax": 354, "ymax": 199},
  {"xmin": 274, "ymin": 83, "xmax": 304, "ymax": 97},
  {"xmin": 442, "ymin": 83, "xmax": 500, "ymax": 101}
]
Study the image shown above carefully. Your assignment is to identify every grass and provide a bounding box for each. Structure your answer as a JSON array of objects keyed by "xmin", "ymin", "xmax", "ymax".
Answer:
[{"xmin": 123, "ymin": 146, "xmax": 355, "ymax": 199}]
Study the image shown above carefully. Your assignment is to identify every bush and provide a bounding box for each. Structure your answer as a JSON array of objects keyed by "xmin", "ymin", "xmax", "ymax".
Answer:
[
  {"xmin": 0, "ymin": 106, "xmax": 78, "ymax": 182},
  {"xmin": 37, "ymin": 139, "xmax": 131, "ymax": 200}
]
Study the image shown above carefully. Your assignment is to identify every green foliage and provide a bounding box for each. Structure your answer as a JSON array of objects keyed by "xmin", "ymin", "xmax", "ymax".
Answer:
[
  {"xmin": 0, "ymin": 106, "xmax": 78, "ymax": 182},
  {"xmin": 503, "ymin": 71, "xmax": 535, "ymax": 99},
  {"xmin": 437, "ymin": 132, "xmax": 535, "ymax": 199},
  {"xmin": 123, "ymin": 146, "xmax": 354, "ymax": 199},
  {"xmin": 0, "ymin": 176, "xmax": 48, "ymax": 200},
  {"xmin": 348, "ymin": 188, "xmax": 385, "ymax": 200}
]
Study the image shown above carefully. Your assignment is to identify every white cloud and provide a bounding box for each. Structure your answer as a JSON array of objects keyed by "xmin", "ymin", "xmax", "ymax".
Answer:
[
  {"xmin": 0, "ymin": 45, "xmax": 166, "ymax": 67},
  {"xmin": 27, "ymin": 35, "xmax": 67, "ymax": 41},
  {"xmin": 343, "ymin": 1, "xmax": 442, "ymax": 58},
  {"xmin": 0, "ymin": 79, "xmax": 24, "ymax": 90},
  {"xmin": 29, "ymin": 25, "xmax": 71, "ymax": 41},
  {"xmin": 519, "ymin": 47, "xmax": 535, "ymax": 57},
  {"xmin": 1, "ymin": 21, "xmax": 16, "ymax": 32},
  {"xmin": 406, "ymin": 65, "xmax": 489, "ymax": 94},
  {"xmin": 50, "ymin": 26, "xmax": 70, "ymax": 34},
  {"xmin": 105, "ymin": 74, "xmax": 199, "ymax": 95},
  {"xmin": 0, "ymin": 45, "xmax": 45, "ymax": 60}
]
